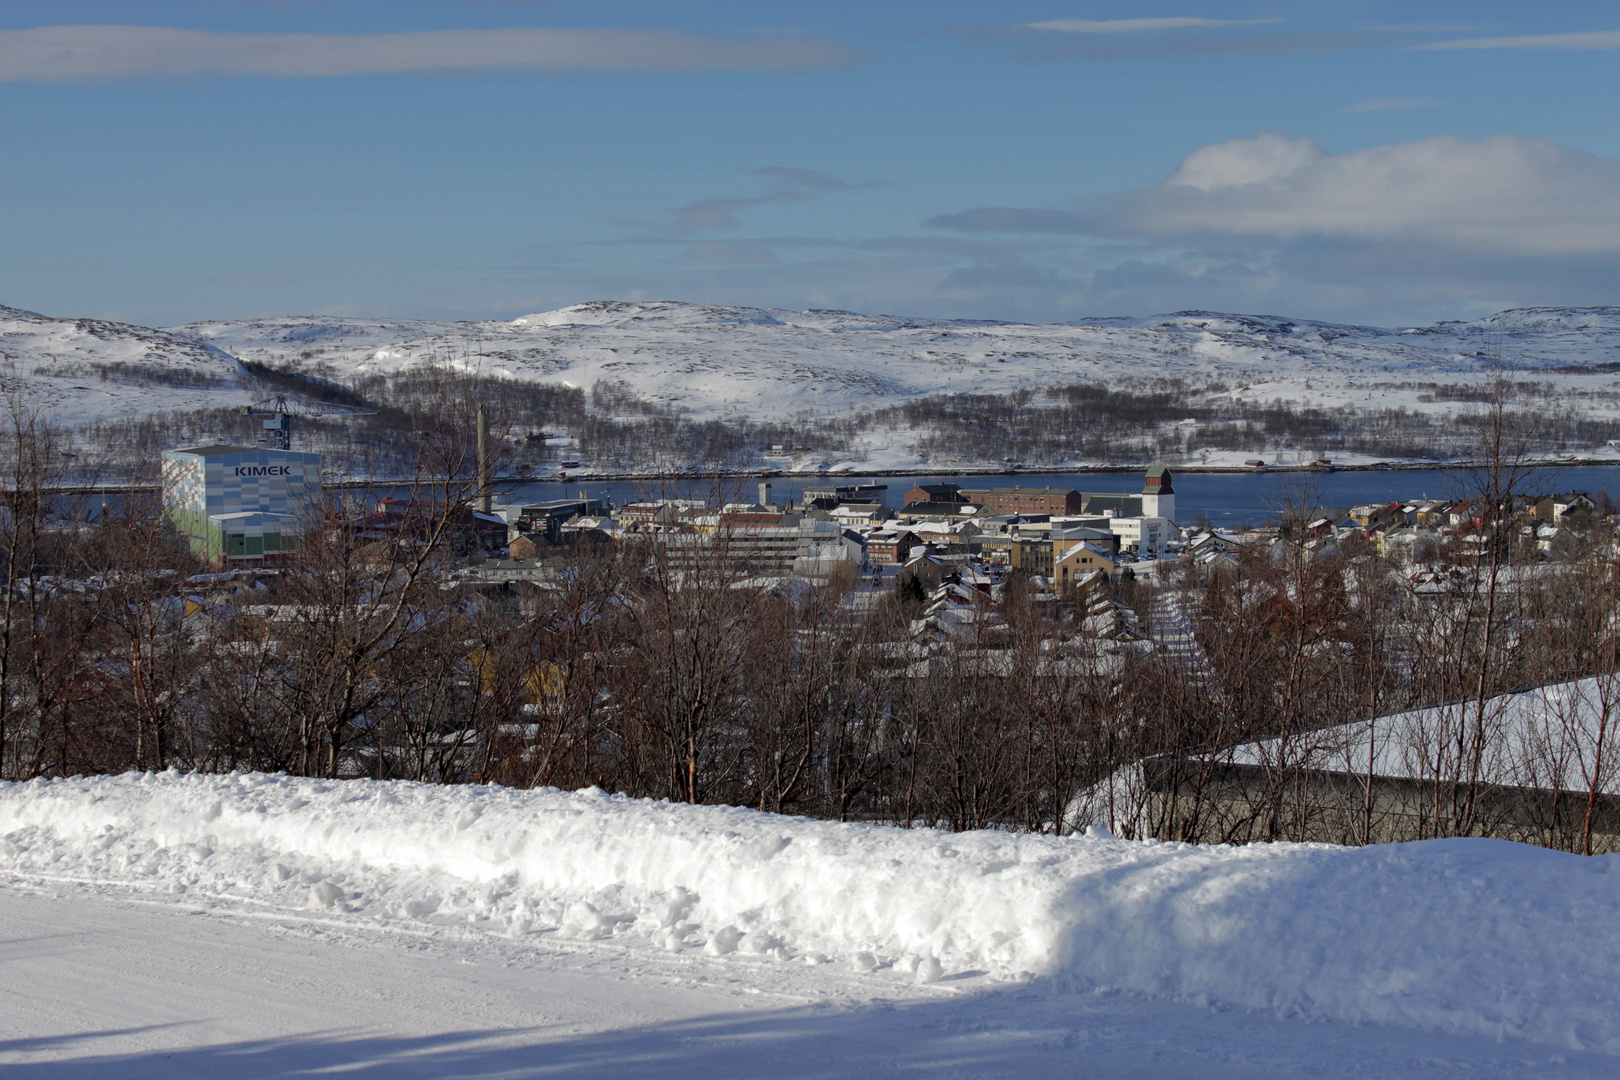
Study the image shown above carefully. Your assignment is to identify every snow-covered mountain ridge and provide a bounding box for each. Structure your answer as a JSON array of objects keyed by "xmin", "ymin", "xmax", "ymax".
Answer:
[
  {"xmin": 6, "ymin": 299, "xmax": 1620, "ymax": 425},
  {"xmin": 152, "ymin": 301, "xmax": 1620, "ymax": 422}
]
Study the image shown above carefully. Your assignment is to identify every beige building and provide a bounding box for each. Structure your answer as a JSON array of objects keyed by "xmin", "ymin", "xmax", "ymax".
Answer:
[{"xmin": 1055, "ymin": 541, "xmax": 1116, "ymax": 589}]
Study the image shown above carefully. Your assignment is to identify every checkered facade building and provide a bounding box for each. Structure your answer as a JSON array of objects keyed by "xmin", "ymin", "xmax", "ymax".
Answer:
[{"xmin": 162, "ymin": 445, "xmax": 323, "ymax": 563}]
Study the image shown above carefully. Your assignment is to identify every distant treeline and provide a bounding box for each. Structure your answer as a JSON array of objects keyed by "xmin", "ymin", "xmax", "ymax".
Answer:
[
  {"xmin": 33, "ymin": 360, "xmax": 235, "ymax": 391},
  {"xmin": 862, "ymin": 378, "xmax": 1620, "ymax": 466}
]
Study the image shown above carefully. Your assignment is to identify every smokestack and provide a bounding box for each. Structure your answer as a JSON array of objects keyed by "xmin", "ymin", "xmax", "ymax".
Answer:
[{"xmin": 476, "ymin": 405, "xmax": 491, "ymax": 514}]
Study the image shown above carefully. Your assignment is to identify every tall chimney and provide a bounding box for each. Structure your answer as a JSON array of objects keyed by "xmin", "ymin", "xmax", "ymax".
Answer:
[{"xmin": 476, "ymin": 405, "xmax": 492, "ymax": 514}]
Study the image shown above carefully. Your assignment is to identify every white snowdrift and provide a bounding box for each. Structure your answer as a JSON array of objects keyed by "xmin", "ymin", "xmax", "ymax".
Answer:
[{"xmin": 3, "ymin": 772, "xmax": 1618, "ymax": 1054}]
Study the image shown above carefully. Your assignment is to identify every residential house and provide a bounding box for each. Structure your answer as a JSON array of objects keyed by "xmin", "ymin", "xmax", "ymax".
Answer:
[
  {"xmin": 1049, "ymin": 525, "xmax": 1120, "ymax": 560},
  {"xmin": 1348, "ymin": 502, "xmax": 1404, "ymax": 530},
  {"xmin": 1378, "ymin": 526, "xmax": 1423, "ymax": 560},
  {"xmin": 1280, "ymin": 507, "xmax": 1348, "ymax": 538},
  {"xmin": 1186, "ymin": 530, "xmax": 1252, "ymax": 566},
  {"xmin": 1408, "ymin": 500, "xmax": 1452, "ymax": 528},
  {"xmin": 899, "ymin": 551, "xmax": 957, "ymax": 592},
  {"xmin": 867, "ymin": 530, "xmax": 922, "ymax": 564},
  {"xmin": 1535, "ymin": 492, "xmax": 1596, "ymax": 523},
  {"xmin": 1055, "ymin": 541, "xmax": 1116, "ymax": 589},
  {"xmin": 908, "ymin": 581, "xmax": 1007, "ymax": 646},
  {"xmin": 910, "ymin": 519, "xmax": 982, "ymax": 547}
]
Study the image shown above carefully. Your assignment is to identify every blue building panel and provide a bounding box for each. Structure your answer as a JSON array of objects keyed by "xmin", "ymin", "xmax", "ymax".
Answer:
[{"xmin": 162, "ymin": 446, "xmax": 323, "ymax": 557}]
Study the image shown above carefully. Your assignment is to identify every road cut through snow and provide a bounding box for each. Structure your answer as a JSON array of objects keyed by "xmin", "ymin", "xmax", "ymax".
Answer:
[
  {"xmin": 5, "ymin": 883, "xmax": 1613, "ymax": 1079},
  {"xmin": 2, "ymin": 771, "xmax": 1619, "ymax": 1068}
]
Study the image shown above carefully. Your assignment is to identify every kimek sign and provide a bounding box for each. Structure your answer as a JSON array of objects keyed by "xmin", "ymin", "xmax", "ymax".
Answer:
[{"xmin": 231, "ymin": 465, "xmax": 294, "ymax": 477}]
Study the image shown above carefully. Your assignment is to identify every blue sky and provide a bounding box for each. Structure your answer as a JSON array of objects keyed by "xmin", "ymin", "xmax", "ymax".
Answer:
[{"xmin": 3, "ymin": 2, "xmax": 1618, "ymax": 327}]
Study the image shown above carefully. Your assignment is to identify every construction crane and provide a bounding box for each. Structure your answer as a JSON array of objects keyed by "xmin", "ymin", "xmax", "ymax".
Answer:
[{"xmin": 239, "ymin": 395, "xmax": 374, "ymax": 451}]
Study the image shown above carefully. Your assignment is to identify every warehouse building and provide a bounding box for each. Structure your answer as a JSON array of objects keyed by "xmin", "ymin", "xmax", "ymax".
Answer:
[{"xmin": 161, "ymin": 445, "xmax": 323, "ymax": 565}]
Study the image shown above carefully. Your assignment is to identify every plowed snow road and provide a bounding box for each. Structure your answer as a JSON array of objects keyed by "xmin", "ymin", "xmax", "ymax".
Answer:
[{"xmin": 1, "ymin": 881, "xmax": 1603, "ymax": 1079}]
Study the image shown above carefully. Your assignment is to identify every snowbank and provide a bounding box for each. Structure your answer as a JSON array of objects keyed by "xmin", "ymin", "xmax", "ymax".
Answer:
[{"xmin": 3, "ymin": 772, "xmax": 1618, "ymax": 1053}]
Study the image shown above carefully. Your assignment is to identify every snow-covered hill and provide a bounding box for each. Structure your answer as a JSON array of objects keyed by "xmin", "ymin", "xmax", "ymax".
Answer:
[
  {"xmin": 7, "ymin": 299, "xmax": 1620, "ymax": 429},
  {"xmin": 175, "ymin": 300, "xmax": 1620, "ymax": 421},
  {"xmin": 0, "ymin": 304, "xmax": 250, "ymax": 422}
]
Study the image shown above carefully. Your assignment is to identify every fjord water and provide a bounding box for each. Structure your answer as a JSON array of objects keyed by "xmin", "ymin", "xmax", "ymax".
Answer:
[{"xmin": 499, "ymin": 465, "xmax": 1620, "ymax": 528}]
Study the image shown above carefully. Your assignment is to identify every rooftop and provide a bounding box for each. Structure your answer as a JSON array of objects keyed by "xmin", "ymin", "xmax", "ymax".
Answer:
[{"xmin": 169, "ymin": 444, "xmax": 256, "ymax": 457}]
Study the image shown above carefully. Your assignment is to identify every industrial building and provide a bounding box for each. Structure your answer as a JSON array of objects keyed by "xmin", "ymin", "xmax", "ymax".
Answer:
[
  {"xmin": 800, "ymin": 482, "xmax": 888, "ymax": 509},
  {"xmin": 161, "ymin": 445, "xmax": 323, "ymax": 565},
  {"xmin": 904, "ymin": 466, "xmax": 1175, "ymax": 522},
  {"xmin": 500, "ymin": 498, "xmax": 610, "ymax": 543}
]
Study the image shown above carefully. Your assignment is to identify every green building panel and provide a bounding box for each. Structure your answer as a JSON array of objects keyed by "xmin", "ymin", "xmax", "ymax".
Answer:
[{"xmin": 161, "ymin": 444, "xmax": 321, "ymax": 566}]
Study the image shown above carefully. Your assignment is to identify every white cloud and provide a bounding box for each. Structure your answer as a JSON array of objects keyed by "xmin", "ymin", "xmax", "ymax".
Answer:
[
  {"xmin": 927, "ymin": 132, "xmax": 1620, "ymax": 323},
  {"xmin": 972, "ymin": 21, "xmax": 1383, "ymax": 63},
  {"xmin": 1339, "ymin": 96, "xmax": 1444, "ymax": 114},
  {"xmin": 1415, "ymin": 29, "xmax": 1620, "ymax": 51},
  {"xmin": 1128, "ymin": 132, "xmax": 1620, "ymax": 256},
  {"xmin": 0, "ymin": 24, "xmax": 855, "ymax": 82},
  {"xmin": 1162, "ymin": 130, "xmax": 1325, "ymax": 190},
  {"xmin": 1022, "ymin": 18, "xmax": 1280, "ymax": 34}
]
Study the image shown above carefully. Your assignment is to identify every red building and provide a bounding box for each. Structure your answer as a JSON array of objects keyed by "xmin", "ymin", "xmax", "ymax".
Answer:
[
  {"xmin": 866, "ymin": 532, "xmax": 921, "ymax": 563},
  {"xmin": 959, "ymin": 486, "xmax": 1083, "ymax": 516},
  {"xmin": 901, "ymin": 483, "xmax": 966, "ymax": 505}
]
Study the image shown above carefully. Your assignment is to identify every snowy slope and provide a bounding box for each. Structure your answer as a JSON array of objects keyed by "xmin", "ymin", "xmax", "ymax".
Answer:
[
  {"xmin": 3, "ymin": 772, "xmax": 1618, "ymax": 1058},
  {"xmin": 5, "ymin": 299, "xmax": 1620, "ymax": 429},
  {"xmin": 0, "ymin": 304, "xmax": 251, "ymax": 421},
  {"xmin": 174, "ymin": 300, "xmax": 1620, "ymax": 422}
]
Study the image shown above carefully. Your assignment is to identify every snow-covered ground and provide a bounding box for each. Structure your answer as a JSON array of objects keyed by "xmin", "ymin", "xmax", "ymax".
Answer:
[
  {"xmin": 178, "ymin": 301, "xmax": 1620, "ymax": 423},
  {"xmin": 8, "ymin": 299, "xmax": 1620, "ymax": 434},
  {"xmin": 0, "ymin": 304, "xmax": 251, "ymax": 422},
  {"xmin": 5, "ymin": 885, "xmax": 1606, "ymax": 1079},
  {"xmin": 3, "ymin": 772, "xmax": 1617, "ymax": 1077}
]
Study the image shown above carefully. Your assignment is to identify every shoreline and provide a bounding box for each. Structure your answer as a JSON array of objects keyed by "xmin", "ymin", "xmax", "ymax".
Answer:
[
  {"xmin": 471, "ymin": 455, "xmax": 1620, "ymax": 484},
  {"xmin": 43, "ymin": 454, "xmax": 1620, "ymax": 496}
]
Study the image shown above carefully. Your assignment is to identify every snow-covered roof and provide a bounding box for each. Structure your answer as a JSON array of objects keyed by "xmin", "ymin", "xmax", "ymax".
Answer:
[{"xmin": 1230, "ymin": 677, "xmax": 1620, "ymax": 795}]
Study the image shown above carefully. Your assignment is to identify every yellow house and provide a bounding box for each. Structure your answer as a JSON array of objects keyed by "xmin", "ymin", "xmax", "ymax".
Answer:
[
  {"xmin": 468, "ymin": 648, "xmax": 567, "ymax": 705},
  {"xmin": 1055, "ymin": 541, "xmax": 1116, "ymax": 589}
]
